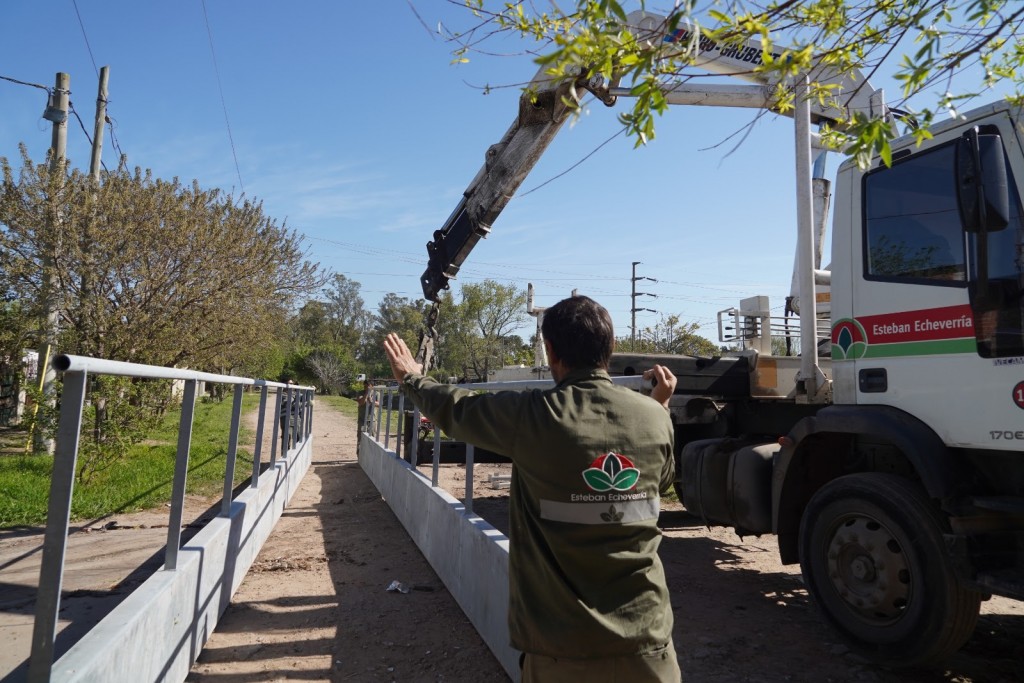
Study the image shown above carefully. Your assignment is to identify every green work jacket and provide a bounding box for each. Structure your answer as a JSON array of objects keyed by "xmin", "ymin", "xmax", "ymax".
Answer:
[{"xmin": 400, "ymin": 367, "xmax": 675, "ymax": 658}]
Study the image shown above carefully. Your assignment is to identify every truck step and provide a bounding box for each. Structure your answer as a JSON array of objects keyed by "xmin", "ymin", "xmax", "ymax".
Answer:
[
  {"xmin": 969, "ymin": 496, "xmax": 1024, "ymax": 514},
  {"xmin": 974, "ymin": 569, "xmax": 1024, "ymax": 601}
]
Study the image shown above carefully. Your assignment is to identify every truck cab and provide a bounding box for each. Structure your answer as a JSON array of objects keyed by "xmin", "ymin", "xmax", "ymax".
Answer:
[
  {"xmin": 672, "ymin": 101, "xmax": 1024, "ymax": 667},
  {"xmin": 832, "ymin": 101, "xmax": 1024, "ymax": 439}
]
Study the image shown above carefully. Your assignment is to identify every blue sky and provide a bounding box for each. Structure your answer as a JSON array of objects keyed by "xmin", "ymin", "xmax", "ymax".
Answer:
[{"xmin": 0, "ymin": 1, "xmax": 1008, "ymax": 346}]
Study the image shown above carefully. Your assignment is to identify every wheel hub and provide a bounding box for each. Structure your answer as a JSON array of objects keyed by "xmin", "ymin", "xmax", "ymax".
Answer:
[{"xmin": 825, "ymin": 516, "xmax": 910, "ymax": 622}]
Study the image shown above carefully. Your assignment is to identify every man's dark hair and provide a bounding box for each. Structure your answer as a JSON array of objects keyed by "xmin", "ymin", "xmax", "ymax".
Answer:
[{"xmin": 541, "ymin": 295, "xmax": 614, "ymax": 370}]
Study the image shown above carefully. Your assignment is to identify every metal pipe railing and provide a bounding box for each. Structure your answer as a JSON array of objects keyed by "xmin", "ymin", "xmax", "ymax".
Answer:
[{"xmin": 28, "ymin": 354, "xmax": 314, "ymax": 683}]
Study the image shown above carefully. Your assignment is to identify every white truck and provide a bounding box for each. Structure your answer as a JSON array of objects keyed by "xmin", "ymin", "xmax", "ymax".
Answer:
[{"xmin": 416, "ymin": 11, "xmax": 1024, "ymax": 666}]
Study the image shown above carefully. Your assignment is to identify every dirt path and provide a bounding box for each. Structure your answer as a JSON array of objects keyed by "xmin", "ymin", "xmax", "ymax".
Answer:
[{"xmin": 186, "ymin": 400, "xmax": 506, "ymax": 682}]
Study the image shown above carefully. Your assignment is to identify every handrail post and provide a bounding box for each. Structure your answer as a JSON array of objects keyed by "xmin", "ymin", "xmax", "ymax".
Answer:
[
  {"xmin": 281, "ymin": 386, "xmax": 293, "ymax": 455},
  {"xmin": 252, "ymin": 385, "xmax": 268, "ymax": 487},
  {"xmin": 165, "ymin": 378, "xmax": 197, "ymax": 570},
  {"xmin": 305, "ymin": 389, "xmax": 313, "ymax": 440},
  {"xmin": 432, "ymin": 427, "xmax": 441, "ymax": 486},
  {"xmin": 27, "ymin": 370, "xmax": 87, "ymax": 683},
  {"xmin": 396, "ymin": 393, "xmax": 406, "ymax": 460},
  {"xmin": 384, "ymin": 388, "xmax": 394, "ymax": 449},
  {"xmin": 465, "ymin": 443, "xmax": 475, "ymax": 515},
  {"xmin": 375, "ymin": 388, "xmax": 384, "ymax": 441},
  {"xmin": 410, "ymin": 406, "xmax": 420, "ymax": 466},
  {"xmin": 221, "ymin": 384, "xmax": 243, "ymax": 515},
  {"xmin": 269, "ymin": 387, "xmax": 282, "ymax": 465}
]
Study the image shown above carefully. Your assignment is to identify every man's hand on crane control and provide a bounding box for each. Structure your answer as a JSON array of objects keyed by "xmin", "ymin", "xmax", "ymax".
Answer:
[
  {"xmin": 643, "ymin": 364, "xmax": 677, "ymax": 408},
  {"xmin": 384, "ymin": 333, "xmax": 423, "ymax": 382}
]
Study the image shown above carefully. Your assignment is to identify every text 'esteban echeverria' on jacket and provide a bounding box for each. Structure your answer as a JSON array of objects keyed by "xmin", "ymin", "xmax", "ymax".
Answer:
[{"xmin": 399, "ymin": 367, "xmax": 675, "ymax": 658}]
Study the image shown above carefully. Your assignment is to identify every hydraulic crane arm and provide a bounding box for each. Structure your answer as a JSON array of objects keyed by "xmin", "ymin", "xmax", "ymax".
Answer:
[
  {"xmin": 415, "ymin": 11, "xmax": 888, "ymax": 374},
  {"xmin": 420, "ymin": 68, "xmax": 588, "ymax": 302},
  {"xmin": 420, "ymin": 11, "xmax": 887, "ymax": 305}
]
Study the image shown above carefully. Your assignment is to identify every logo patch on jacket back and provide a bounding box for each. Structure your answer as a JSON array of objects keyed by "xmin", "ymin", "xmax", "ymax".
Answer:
[
  {"xmin": 538, "ymin": 452, "xmax": 659, "ymax": 524},
  {"xmin": 582, "ymin": 452, "xmax": 639, "ymax": 492}
]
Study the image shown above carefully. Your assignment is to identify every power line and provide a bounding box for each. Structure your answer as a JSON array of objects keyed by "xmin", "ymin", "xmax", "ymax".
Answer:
[
  {"xmin": 105, "ymin": 114, "xmax": 126, "ymax": 165},
  {"xmin": 200, "ymin": 0, "xmax": 244, "ymax": 193},
  {"xmin": 518, "ymin": 123, "xmax": 626, "ymax": 198},
  {"xmin": 69, "ymin": 101, "xmax": 110, "ymax": 173},
  {"xmin": 0, "ymin": 74, "xmax": 49, "ymax": 91},
  {"xmin": 70, "ymin": 0, "xmax": 100, "ymax": 77},
  {"xmin": 68, "ymin": 102, "xmax": 93, "ymax": 147}
]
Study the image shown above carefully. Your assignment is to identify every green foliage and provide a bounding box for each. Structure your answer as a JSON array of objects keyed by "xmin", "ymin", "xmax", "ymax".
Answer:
[
  {"xmin": 20, "ymin": 380, "xmax": 59, "ymax": 451},
  {"xmin": 0, "ymin": 146, "xmax": 325, "ymax": 370},
  {"xmin": 448, "ymin": 1, "xmax": 1024, "ymax": 168},
  {"xmin": 363, "ymin": 293, "xmax": 430, "ymax": 377},
  {"xmin": 303, "ymin": 347, "xmax": 357, "ymax": 395},
  {"xmin": 285, "ymin": 273, "xmax": 371, "ymax": 391},
  {"xmin": 77, "ymin": 376, "xmax": 171, "ymax": 485},
  {"xmin": 234, "ymin": 337, "xmax": 287, "ymax": 380},
  {"xmin": 620, "ymin": 314, "xmax": 719, "ymax": 356},
  {"xmin": 0, "ymin": 300, "xmax": 33, "ymax": 368},
  {"xmin": 294, "ymin": 274, "xmax": 369, "ymax": 352},
  {"xmin": 433, "ymin": 280, "xmax": 528, "ymax": 381}
]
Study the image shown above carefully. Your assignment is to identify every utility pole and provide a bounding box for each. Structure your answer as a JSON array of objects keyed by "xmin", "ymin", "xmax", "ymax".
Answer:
[
  {"xmin": 84, "ymin": 68, "xmax": 109, "ymax": 443},
  {"xmin": 89, "ymin": 67, "xmax": 108, "ymax": 180},
  {"xmin": 34, "ymin": 72, "xmax": 70, "ymax": 454},
  {"xmin": 84, "ymin": 66, "xmax": 108, "ymax": 342},
  {"xmin": 526, "ymin": 283, "xmax": 547, "ymax": 368},
  {"xmin": 630, "ymin": 261, "xmax": 658, "ymax": 351}
]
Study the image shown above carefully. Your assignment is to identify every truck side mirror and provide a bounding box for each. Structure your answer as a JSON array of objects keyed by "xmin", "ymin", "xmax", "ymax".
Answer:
[{"xmin": 956, "ymin": 128, "xmax": 1010, "ymax": 234}]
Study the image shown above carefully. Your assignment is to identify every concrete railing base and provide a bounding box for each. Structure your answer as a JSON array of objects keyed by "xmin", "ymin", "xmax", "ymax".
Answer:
[{"xmin": 358, "ymin": 437, "xmax": 520, "ymax": 681}]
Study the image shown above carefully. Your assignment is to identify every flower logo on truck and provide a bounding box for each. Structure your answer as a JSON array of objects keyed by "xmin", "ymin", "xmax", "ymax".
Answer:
[
  {"xmin": 583, "ymin": 452, "xmax": 640, "ymax": 492},
  {"xmin": 831, "ymin": 318, "xmax": 868, "ymax": 360}
]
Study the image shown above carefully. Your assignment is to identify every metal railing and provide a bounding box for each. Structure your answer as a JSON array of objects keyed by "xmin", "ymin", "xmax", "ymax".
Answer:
[
  {"xmin": 360, "ymin": 376, "xmax": 648, "ymax": 514},
  {"xmin": 27, "ymin": 354, "xmax": 314, "ymax": 683}
]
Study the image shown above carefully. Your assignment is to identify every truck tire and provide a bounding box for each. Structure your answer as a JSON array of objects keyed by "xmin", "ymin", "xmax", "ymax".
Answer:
[{"xmin": 798, "ymin": 473, "xmax": 981, "ymax": 666}]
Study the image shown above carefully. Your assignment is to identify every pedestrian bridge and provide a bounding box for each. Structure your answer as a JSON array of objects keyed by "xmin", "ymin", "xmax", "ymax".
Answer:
[{"xmin": 15, "ymin": 355, "xmax": 314, "ymax": 683}]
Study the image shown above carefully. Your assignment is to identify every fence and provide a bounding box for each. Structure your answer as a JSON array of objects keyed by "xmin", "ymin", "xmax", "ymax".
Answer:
[{"xmin": 24, "ymin": 354, "xmax": 314, "ymax": 683}]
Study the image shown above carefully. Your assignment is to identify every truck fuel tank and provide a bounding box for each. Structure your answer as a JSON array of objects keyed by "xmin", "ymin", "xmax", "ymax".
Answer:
[{"xmin": 679, "ymin": 439, "xmax": 779, "ymax": 536}]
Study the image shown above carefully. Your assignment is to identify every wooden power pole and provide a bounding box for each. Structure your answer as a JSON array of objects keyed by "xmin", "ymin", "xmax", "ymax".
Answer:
[
  {"xmin": 34, "ymin": 72, "xmax": 70, "ymax": 454},
  {"xmin": 89, "ymin": 67, "xmax": 108, "ymax": 180}
]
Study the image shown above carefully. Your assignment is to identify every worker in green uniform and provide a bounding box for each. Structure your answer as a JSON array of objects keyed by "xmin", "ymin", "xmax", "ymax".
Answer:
[{"xmin": 383, "ymin": 295, "xmax": 681, "ymax": 682}]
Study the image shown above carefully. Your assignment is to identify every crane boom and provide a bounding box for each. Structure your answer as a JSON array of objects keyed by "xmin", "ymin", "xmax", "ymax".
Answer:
[
  {"xmin": 420, "ymin": 68, "xmax": 586, "ymax": 302},
  {"xmin": 415, "ymin": 11, "xmax": 887, "ymax": 373},
  {"xmin": 419, "ymin": 11, "xmax": 887, "ymax": 304}
]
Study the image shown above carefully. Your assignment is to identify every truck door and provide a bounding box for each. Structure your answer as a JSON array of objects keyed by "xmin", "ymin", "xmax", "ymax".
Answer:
[{"xmin": 842, "ymin": 109, "xmax": 1024, "ymax": 450}]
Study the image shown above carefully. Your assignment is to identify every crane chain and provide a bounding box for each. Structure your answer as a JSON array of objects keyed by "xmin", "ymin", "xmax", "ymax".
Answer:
[{"xmin": 415, "ymin": 300, "xmax": 440, "ymax": 373}]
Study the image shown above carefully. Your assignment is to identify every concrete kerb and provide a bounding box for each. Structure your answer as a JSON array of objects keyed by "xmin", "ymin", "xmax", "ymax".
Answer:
[
  {"xmin": 48, "ymin": 437, "xmax": 313, "ymax": 683},
  {"xmin": 358, "ymin": 437, "xmax": 519, "ymax": 680}
]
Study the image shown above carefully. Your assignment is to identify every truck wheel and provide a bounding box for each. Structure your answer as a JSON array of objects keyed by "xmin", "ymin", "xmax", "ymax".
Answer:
[{"xmin": 798, "ymin": 473, "xmax": 981, "ymax": 666}]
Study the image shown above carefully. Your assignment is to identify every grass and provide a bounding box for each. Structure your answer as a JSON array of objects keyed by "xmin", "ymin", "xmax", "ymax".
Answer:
[
  {"xmin": 0, "ymin": 392, "xmax": 263, "ymax": 528},
  {"xmin": 314, "ymin": 393, "xmax": 359, "ymax": 420}
]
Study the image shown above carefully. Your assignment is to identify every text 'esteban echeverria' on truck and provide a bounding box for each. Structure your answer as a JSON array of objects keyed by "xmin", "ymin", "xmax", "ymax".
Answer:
[{"xmin": 414, "ymin": 9, "xmax": 1024, "ymax": 669}]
